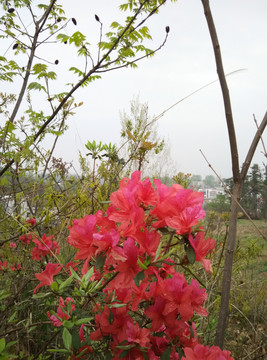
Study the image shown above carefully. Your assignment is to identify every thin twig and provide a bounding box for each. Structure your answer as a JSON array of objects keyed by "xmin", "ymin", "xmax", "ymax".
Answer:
[{"xmin": 230, "ymin": 303, "xmax": 257, "ymax": 334}]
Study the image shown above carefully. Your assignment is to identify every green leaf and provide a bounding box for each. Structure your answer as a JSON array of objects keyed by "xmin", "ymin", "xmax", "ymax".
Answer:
[
  {"xmin": 69, "ymin": 66, "xmax": 84, "ymax": 77},
  {"xmin": 75, "ymin": 317, "xmax": 93, "ymax": 326},
  {"xmin": 161, "ymin": 346, "xmax": 172, "ymax": 360},
  {"xmin": 47, "ymin": 349, "xmax": 70, "ymax": 353},
  {"xmin": 72, "ymin": 331, "xmax": 81, "ymax": 350},
  {"xmin": 189, "ymin": 324, "xmax": 195, "ymax": 338},
  {"xmin": 69, "ymin": 267, "xmax": 82, "ymax": 282},
  {"xmin": 186, "ymin": 244, "xmax": 196, "ymax": 264},
  {"xmin": 57, "ymin": 33, "xmax": 70, "ymax": 43},
  {"xmin": 162, "ymin": 260, "xmax": 175, "ymax": 266},
  {"xmin": 32, "ymin": 292, "xmax": 51, "ymax": 299},
  {"xmin": 142, "ymin": 351, "xmax": 149, "ymax": 360},
  {"xmin": 63, "ymin": 320, "xmax": 74, "ymax": 329},
  {"xmin": 62, "ymin": 328, "xmax": 72, "ymax": 351},
  {"xmin": 116, "ymin": 344, "xmax": 135, "ymax": 350},
  {"xmin": 176, "ymin": 347, "xmax": 184, "ymax": 359},
  {"xmin": 119, "ymin": 349, "xmax": 130, "ymax": 358},
  {"xmin": 27, "ymin": 82, "xmax": 46, "ymax": 92},
  {"xmin": 95, "ymin": 253, "xmax": 106, "ymax": 270},
  {"xmin": 69, "ymin": 31, "xmax": 86, "ymax": 47},
  {"xmin": 137, "ymin": 258, "xmax": 148, "ymax": 270},
  {"xmin": 110, "ymin": 303, "xmax": 126, "ymax": 309},
  {"xmin": 32, "ymin": 63, "xmax": 47, "ymax": 74},
  {"xmin": 0, "ymin": 338, "xmax": 6, "ymax": 353},
  {"xmin": 134, "ymin": 270, "xmax": 145, "ymax": 287},
  {"xmin": 108, "ymin": 309, "xmax": 114, "ymax": 325},
  {"xmin": 154, "ymin": 242, "xmax": 162, "ymax": 262},
  {"xmin": 8, "ymin": 311, "xmax": 17, "ymax": 323},
  {"xmin": 50, "ymin": 281, "xmax": 59, "ymax": 291},
  {"xmin": 0, "ymin": 177, "xmax": 8, "ymax": 186},
  {"xmin": 59, "ymin": 274, "xmax": 74, "ymax": 291},
  {"xmin": 5, "ymin": 340, "xmax": 17, "ymax": 349},
  {"xmin": 81, "ymin": 266, "xmax": 94, "ymax": 285}
]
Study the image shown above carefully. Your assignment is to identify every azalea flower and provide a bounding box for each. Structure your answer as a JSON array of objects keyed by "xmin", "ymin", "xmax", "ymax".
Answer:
[
  {"xmin": 47, "ymin": 297, "xmax": 75, "ymax": 327},
  {"xmin": 33, "ymin": 263, "xmax": 62, "ymax": 293},
  {"xmin": 182, "ymin": 344, "xmax": 234, "ymax": 360},
  {"xmin": 188, "ymin": 230, "xmax": 216, "ymax": 272},
  {"xmin": 26, "ymin": 218, "xmax": 36, "ymax": 226},
  {"xmin": 31, "ymin": 234, "xmax": 60, "ymax": 261}
]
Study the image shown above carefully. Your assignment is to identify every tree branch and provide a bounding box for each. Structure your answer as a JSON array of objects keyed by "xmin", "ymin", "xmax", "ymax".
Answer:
[
  {"xmin": 201, "ymin": 0, "xmax": 240, "ymax": 182},
  {"xmin": 241, "ymin": 111, "xmax": 267, "ymax": 180}
]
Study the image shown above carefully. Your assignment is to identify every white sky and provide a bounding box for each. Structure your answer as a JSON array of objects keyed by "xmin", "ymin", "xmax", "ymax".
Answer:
[{"xmin": 3, "ymin": 0, "xmax": 267, "ymax": 178}]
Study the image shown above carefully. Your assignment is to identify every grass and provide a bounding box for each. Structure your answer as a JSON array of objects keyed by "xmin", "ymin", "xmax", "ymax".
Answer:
[{"xmin": 224, "ymin": 219, "xmax": 267, "ymax": 359}]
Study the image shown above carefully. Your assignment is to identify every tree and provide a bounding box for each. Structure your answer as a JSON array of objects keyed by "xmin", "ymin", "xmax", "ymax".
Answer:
[
  {"xmin": 0, "ymin": 1, "xmax": 179, "ymax": 356},
  {"xmin": 260, "ymin": 165, "xmax": 267, "ymax": 221},
  {"xmin": 207, "ymin": 194, "xmax": 231, "ymax": 213},
  {"xmin": 0, "ymin": 0, "xmax": 173, "ymax": 179},
  {"xmin": 224, "ymin": 164, "xmax": 266, "ymax": 219},
  {"xmin": 119, "ymin": 96, "xmax": 167, "ymax": 176},
  {"xmin": 200, "ymin": 0, "xmax": 267, "ymax": 348},
  {"xmin": 204, "ymin": 174, "xmax": 217, "ymax": 188},
  {"xmin": 249, "ymin": 163, "xmax": 262, "ymax": 219},
  {"xmin": 0, "ymin": 0, "xmax": 175, "ymax": 248}
]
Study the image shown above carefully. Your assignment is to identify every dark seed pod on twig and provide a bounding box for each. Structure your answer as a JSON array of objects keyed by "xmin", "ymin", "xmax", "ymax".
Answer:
[
  {"xmin": 95, "ymin": 14, "xmax": 100, "ymax": 22},
  {"xmin": 165, "ymin": 26, "xmax": 170, "ymax": 34},
  {"xmin": 55, "ymin": 60, "xmax": 59, "ymax": 65},
  {"xmin": 57, "ymin": 17, "xmax": 61, "ymax": 22},
  {"xmin": 8, "ymin": 8, "xmax": 15, "ymax": 13},
  {"xmin": 64, "ymin": 41, "xmax": 67, "ymax": 44},
  {"xmin": 72, "ymin": 18, "xmax": 77, "ymax": 25},
  {"xmin": 12, "ymin": 43, "xmax": 18, "ymax": 50}
]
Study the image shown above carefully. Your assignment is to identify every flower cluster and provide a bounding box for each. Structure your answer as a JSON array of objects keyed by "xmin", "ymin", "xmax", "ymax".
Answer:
[
  {"xmin": 31, "ymin": 234, "xmax": 60, "ymax": 261},
  {"xmin": 33, "ymin": 171, "xmax": 233, "ymax": 359},
  {"xmin": 47, "ymin": 296, "xmax": 75, "ymax": 327}
]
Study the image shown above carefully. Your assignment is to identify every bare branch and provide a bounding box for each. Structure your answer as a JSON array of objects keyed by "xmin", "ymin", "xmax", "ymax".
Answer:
[{"xmin": 241, "ymin": 111, "xmax": 267, "ymax": 180}]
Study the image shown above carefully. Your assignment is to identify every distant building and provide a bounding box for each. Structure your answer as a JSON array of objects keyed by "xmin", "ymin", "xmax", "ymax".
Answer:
[{"xmin": 198, "ymin": 188, "xmax": 225, "ymax": 200}]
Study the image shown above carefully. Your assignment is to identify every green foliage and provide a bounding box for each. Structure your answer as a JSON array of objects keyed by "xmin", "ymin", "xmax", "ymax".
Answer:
[
  {"xmin": 120, "ymin": 97, "xmax": 165, "ymax": 174},
  {"xmin": 207, "ymin": 194, "xmax": 231, "ymax": 213},
  {"xmin": 172, "ymin": 172, "xmax": 192, "ymax": 188},
  {"xmin": 225, "ymin": 164, "xmax": 267, "ymax": 219}
]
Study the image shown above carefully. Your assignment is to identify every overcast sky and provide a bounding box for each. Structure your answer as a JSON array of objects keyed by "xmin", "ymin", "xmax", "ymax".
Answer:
[{"xmin": 5, "ymin": 0, "xmax": 267, "ymax": 178}]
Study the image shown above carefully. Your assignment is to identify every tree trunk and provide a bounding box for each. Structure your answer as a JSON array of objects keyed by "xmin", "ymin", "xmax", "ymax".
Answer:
[{"xmin": 215, "ymin": 181, "xmax": 242, "ymax": 347}]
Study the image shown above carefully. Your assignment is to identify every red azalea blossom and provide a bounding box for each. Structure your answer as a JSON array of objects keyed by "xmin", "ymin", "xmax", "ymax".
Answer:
[
  {"xmin": 109, "ymin": 237, "xmax": 142, "ymax": 290},
  {"xmin": 0, "ymin": 260, "xmax": 8, "ymax": 270},
  {"xmin": 182, "ymin": 344, "xmax": 234, "ymax": 360},
  {"xmin": 41, "ymin": 171, "xmax": 232, "ymax": 359},
  {"xmin": 188, "ymin": 230, "xmax": 216, "ymax": 272},
  {"xmin": 79, "ymin": 324, "xmax": 85, "ymax": 342},
  {"xmin": 90, "ymin": 305, "xmax": 131, "ymax": 345},
  {"xmin": 19, "ymin": 234, "xmax": 33, "ymax": 245},
  {"xmin": 10, "ymin": 263, "xmax": 22, "ymax": 271},
  {"xmin": 31, "ymin": 234, "xmax": 60, "ymax": 261},
  {"xmin": 47, "ymin": 297, "xmax": 75, "ymax": 327},
  {"xmin": 67, "ymin": 215, "xmax": 98, "ymax": 274},
  {"xmin": 26, "ymin": 218, "xmax": 36, "ymax": 226},
  {"xmin": 34, "ymin": 263, "xmax": 62, "ymax": 293}
]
